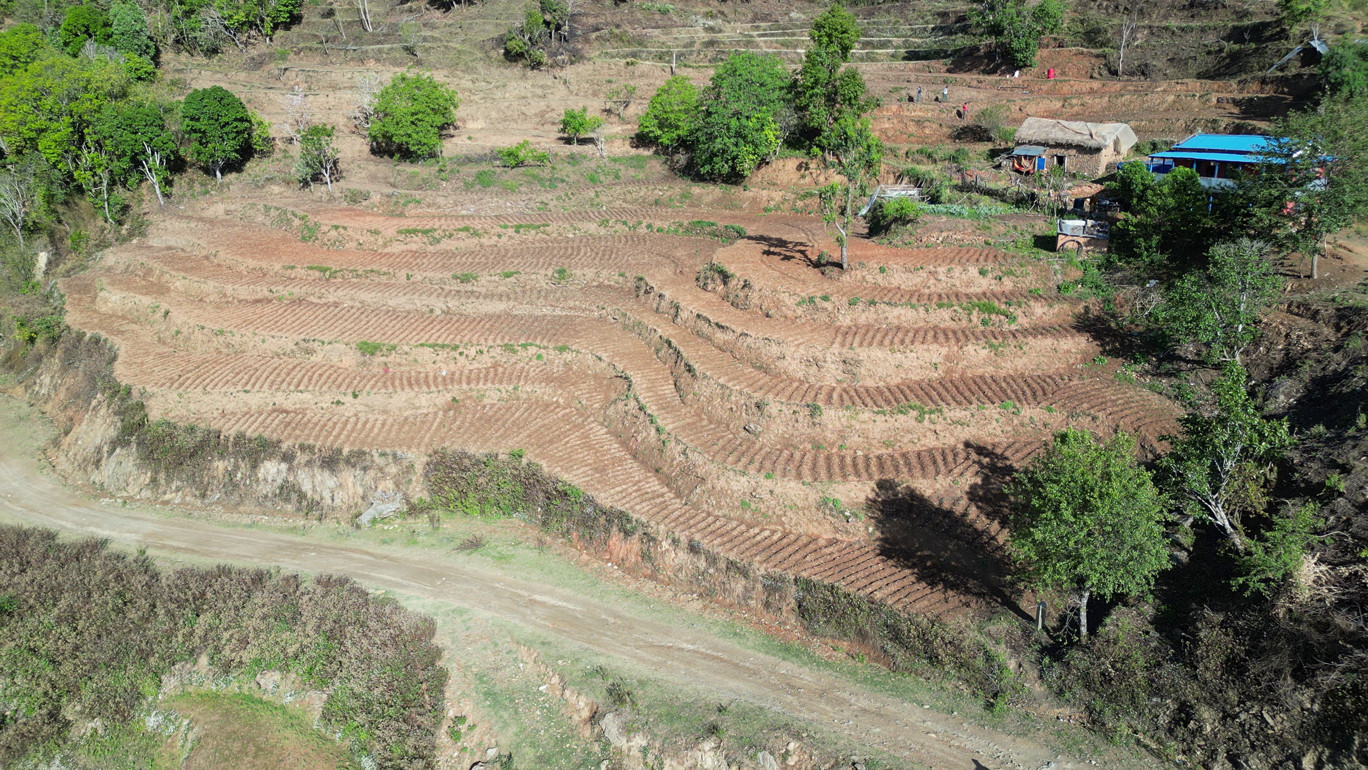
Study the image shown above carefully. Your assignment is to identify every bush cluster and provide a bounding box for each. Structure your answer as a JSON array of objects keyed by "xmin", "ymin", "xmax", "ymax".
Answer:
[
  {"xmin": 0, "ymin": 526, "xmax": 447, "ymax": 767},
  {"xmin": 866, "ymin": 196, "xmax": 922, "ymax": 235}
]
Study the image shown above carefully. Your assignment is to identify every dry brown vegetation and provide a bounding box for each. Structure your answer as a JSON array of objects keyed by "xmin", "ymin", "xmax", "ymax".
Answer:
[{"xmin": 0, "ymin": 526, "xmax": 446, "ymax": 767}]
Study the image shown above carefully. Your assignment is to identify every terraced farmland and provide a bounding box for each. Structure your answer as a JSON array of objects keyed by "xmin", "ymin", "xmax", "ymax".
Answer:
[{"xmin": 62, "ymin": 201, "xmax": 1179, "ymax": 620}]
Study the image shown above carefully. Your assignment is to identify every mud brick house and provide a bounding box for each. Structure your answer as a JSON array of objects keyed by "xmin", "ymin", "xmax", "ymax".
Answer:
[{"xmin": 1012, "ymin": 118, "xmax": 1138, "ymax": 176}]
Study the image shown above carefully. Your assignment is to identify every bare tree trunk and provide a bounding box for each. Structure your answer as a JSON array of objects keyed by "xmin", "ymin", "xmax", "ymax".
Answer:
[
  {"xmin": 671, "ymin": 50, "xmax": 677, "ymax": 75},
  {"xmin": 213, "ymin": 161, "xmax": 223, "ymax": 182},
  {"xmin": 140, "ymin": 157, "xmax": 165, "ymax": 207},
  {"xmin": 839, "ymin": 183, "xmax": 853, "ymax": 270},
  {"xmin": 355, "ymin": 0, "xmax": 373, "ymax": 32},
  {"xmin": 1079, "ymin": 588, "xmax": 1090, "ymax": 638},
  {"xmin": 1117, "ymin": 15, "xmax": 1138, "ymax": 78}
]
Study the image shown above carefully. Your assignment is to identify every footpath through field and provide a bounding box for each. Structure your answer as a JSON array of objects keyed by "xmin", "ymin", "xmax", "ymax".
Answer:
[{"xmin": 0, "ymin": 396, "xmax": 1148, "ymax": 770}]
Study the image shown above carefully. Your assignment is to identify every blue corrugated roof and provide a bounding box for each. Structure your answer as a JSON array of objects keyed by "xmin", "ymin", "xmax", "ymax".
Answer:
[
  {"xmin": 1170, "ymin": 134, "xmax": 1271, "ymax": 154},
  {"xmin": 1149, "ymin": 150, "xmax": 1273, "ymax": 164}
]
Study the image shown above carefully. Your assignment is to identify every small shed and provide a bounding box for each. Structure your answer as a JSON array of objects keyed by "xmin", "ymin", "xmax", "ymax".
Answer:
[
  {"xmin": 1013, "ymin": 118, "xmax": 1138, "ymax": 176},
  {"xmin": 1056, "ymin": 219, "xmax": 1110, "ymax": 254},
  {"xmin": 857, "ymin": 184, "xmax": 922, "ymax": 217}
]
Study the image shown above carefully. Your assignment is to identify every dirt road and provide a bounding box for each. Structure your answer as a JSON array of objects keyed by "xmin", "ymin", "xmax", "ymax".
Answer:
[{"xmin": 0, "ymin": 398, "xmax": 1136, "ymax": 770}]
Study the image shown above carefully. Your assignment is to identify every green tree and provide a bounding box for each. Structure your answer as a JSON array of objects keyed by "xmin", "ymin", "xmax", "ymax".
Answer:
[
  {"xmin": 367, "ymin": 73, "xmax": 460, "ymax": 160},
  {"xmin": 181, "ymin": 85, "xmax": 253, "ymax": 181},
  {"xmin": 1109, "ymin": 166, "xmax": 1218, "ymax": 274},
  {"xmin": 0, "ymin": 53, "xmax": 129, "ymax": 176},
  {"xmin": 818, "ymin": 114, "xmax": 882, "ymax": 270},
  {"xmin": 211, "ymin": 0, "xmax": 303, "ymax": 43},
  {"xmin": 89, "ymin": 101, "xmax": 178, "ymax": 207},
  {"xmin": 1159, "ymin": 363, "xmax": 1293, "ymax": 553},
  {"xmin": 59, "ymin": 6, "xmax": 113, "ymax": 56},
  {"xmin": 971, "ymin": 0, "xmax": 1064, "ymax": 69},
  {"xmin": 294, "ymin": 124, "xmax": 340, "ymax": 191},
  {"xmin": 1319, "ymin": 41, "xmax": 1368, "ymax": 101},
  {"xmin": 692, "ymin": 51, "xmax": 792, "ymax": 182},
  {"xmin": 1007, "ymin": 428, "xmax": 1170, "ymax": 638},
  {"xmin": 504, "ymin": 4, "xmax": 551, "ymax": 67},
  {"xmin": 0, "ymin": 24, "xmax": 46, "ymax": 76},
  {"xmin": 1158, "ymin": 239, "xmax": 1281, "ymax": 365},
  {"xmin": 1237, "ymin": 96, "xmax": 1368, "ymax": 280},
  {"xmin": 109, "ymin": 0, "xmax": 155, "ymax": 58},
  {"xmin": 793, "ymin": 3, "xmax": 876, "ymax": 154},
  {"xmin": 558, "ymin": 107, "xmax": 603, "ymax": 145},
  {"xmin": 1106, "ymin": 159, "xmax": 1156, "ymax": 210},
  {"xmin": 637, "ymin": 75, "xmax": 699, "ymax": 152}
]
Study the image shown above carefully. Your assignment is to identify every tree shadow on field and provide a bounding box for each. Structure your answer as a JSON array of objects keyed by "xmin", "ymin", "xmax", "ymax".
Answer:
[
  {"xmin": 1071, "ymin": 305, "xmax": 1147, "ymax": 361},
  {"xmin": 744, "ymin": 234, "xmax": 815, "ymax": 266},
  {"xmin": 866, "ymin": 442, "xmax": 1030, "ymax": 620}
]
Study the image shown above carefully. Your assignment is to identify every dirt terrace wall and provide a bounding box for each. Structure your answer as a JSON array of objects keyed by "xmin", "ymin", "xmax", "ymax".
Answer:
[
  {"xmin": 8, "ymin": 332, "xmax": 1020, "ymax": 707},
  {"xmin": 13, "ymin": 332, "xmax": 419, "ymax": 516}
]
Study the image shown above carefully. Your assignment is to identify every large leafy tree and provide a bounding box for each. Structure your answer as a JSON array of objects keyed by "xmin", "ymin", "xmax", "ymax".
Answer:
[
  {"xmin": 1109, "ymin": 166, "xmax": 1219, "ymax": 275},
  {"xmin": 0, "ymin": 53, "xmax": 129, "ymax": 174},
  {"xmin": 637, "ymin": 75, "xmax": 698, "ymax": 153},
  {"xmin": 0, "ymin": 24, "xmax": 46, "ymax": 76},
  {"xmin": 1159, "ymin": 363, "xmax": 1293, "ymax": 553},
  {"xmin": 971, "ymin": 0, "xmax": 1065, "ymax": 69},
  {"xmin": 1008, "ymin": 428, "xmax": 1169, "ymax": 638},
  {"xmin": 1158, "ymin": 239, "xmax": 1281, "ymax": 365},
  {"xmin": 109, "ymin": 0, "xmax": 155, "ymax": 58},
  {"xmin": 793, "ymin": 3, "xmax": 873, "ymax": 154},
  {"xmin": 58, "ymin": 6, "xmax": 113, "ymax": 57},
  {"xmin": 367, "ymin": 73, "xmax": 460, "ymax": 160},
  {"xmin": 691, "ymin": 51, "xmax": 792, "ymax": 182},
  {"xmin": 89, "ymin": 102, "xmax": 178, "ymax": 207},
  {"xmin": 1236, "ymin": 96, "xmax": 1368, "ymax": 280},
  {"xmin": 818, "ymin": 115, "xmax": 882, "ymax": 270},
  {"xmin": 181, "ymin": 85, "xmax": 253, "ymax": 181}
]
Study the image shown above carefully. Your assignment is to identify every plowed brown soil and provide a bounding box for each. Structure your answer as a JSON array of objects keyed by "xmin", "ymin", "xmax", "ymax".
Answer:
[{"xmin": 62, "ymin": 190, "xmax": 1180, "ymax": 622}]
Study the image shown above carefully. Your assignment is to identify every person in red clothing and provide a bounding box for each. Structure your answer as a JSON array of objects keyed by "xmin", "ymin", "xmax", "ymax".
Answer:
[{"xmin": 961, "ymin": 102, "xmax": 969, "ymax": 121}]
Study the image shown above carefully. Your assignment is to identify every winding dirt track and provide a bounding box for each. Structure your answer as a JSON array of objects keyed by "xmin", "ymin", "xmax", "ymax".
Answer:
[{"xmin": 0, "ymin": 398, "xmax": 1145, "ymax": 770}]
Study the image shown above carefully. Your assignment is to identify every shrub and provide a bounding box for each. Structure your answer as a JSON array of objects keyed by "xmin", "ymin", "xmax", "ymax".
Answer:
[
  {"xmin": 559, "ymin": 107, "xmax": 603, "ymax": 145},
  {"xmin": 497, "ymin": 139, "xmax": 551, "ymax": 168},
  {"xmin": 368, "ymin": 73, "xmax": 460, "ymax": 160},
  {"xmin": 973, "ymin": 102, "xmax": 1013, "ymax": 144},
  {"xmin": 637, "ymin": 75, "xmax": 699, "ymax": 151},
  {"xmin": 691, "ymin": 52, "xmax": 792, "ymax": 181},
  {"xmin": 182, "ymin": 86, "xmax": 254, "ymax": 181},
  {"xmin": 867, "ymin": 196, "xmax": 922, "ymax": 235}
]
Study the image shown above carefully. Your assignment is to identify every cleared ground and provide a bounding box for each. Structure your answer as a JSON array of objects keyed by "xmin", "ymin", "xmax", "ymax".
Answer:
[
  {"xmin": 0, "ymin": 395, "xmax": 1152, "ymax": 769},
  {"xmin": 62, "ymin": 153, "xmax": 1180, "ymax": 621}
]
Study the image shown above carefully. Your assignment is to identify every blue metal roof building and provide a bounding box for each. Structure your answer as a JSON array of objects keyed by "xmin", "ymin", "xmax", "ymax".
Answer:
[{"xmin": 1143, "ymin": 133, "xmax": 1281, "ymax": 189}]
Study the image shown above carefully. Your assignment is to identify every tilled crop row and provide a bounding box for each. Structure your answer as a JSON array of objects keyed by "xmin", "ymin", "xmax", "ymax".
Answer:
[{"xmin": 62, "ymin": 209, "xmax": 1184, "ymax": 623}]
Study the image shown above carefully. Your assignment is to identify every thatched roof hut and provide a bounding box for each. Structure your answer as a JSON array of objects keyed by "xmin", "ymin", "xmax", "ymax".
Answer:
[
  {"xmin": 1015, "ymin": 118, "xmax": 1138, "ymax": 153},
  {"xmin": 1012, "ymin": 118, "xmax": 1138, "ymax": 176}
]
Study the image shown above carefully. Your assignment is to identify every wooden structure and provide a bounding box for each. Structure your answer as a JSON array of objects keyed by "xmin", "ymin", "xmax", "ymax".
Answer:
[
  {"xmin": 1013, "ymin": 118, "xmax": 1138, "ymax": 176},
  {"xmin": 857, "ymin": 184, "xmax": 922, "ymax": 217},
  {"xmin": 1056, "ymin": 218, "xmax": 1110, "ymax": 254}
]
